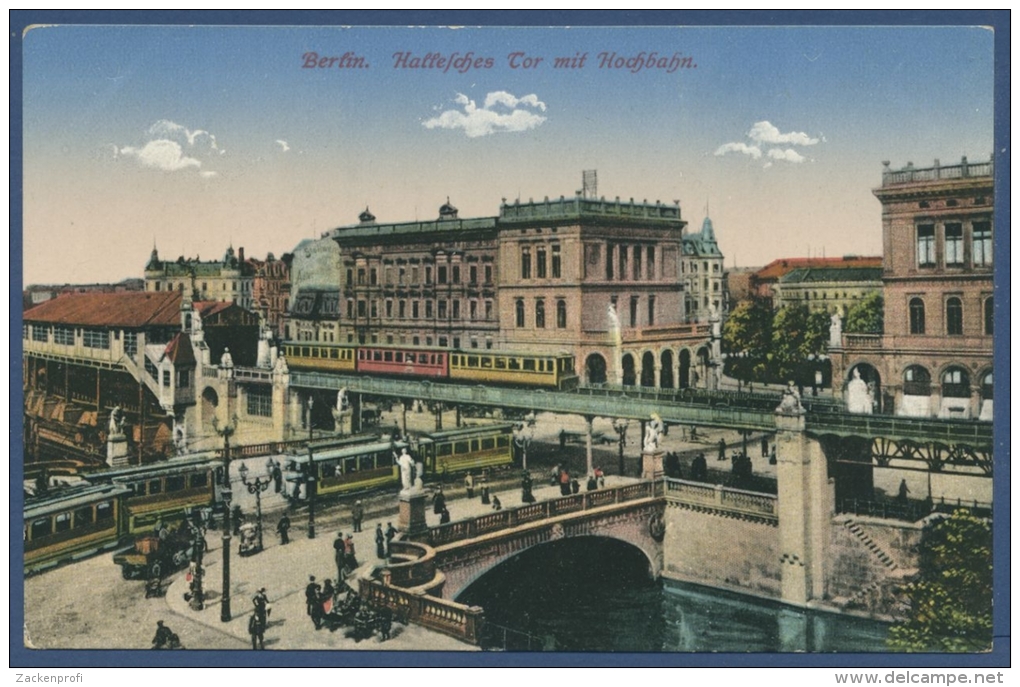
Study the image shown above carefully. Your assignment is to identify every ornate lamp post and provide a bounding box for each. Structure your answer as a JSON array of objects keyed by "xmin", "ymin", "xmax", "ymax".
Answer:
[
  {"xmin": 307, "ymin": 397, "xmax": 316, "ymax": 539},
  {"xmin": 513, "ymin": 411, "xmax": 537, "ymax": 471},
  {"xmin": 613, "ymin": 418, "xmax": 630, "ymax": 477},
  {"xmin": 238, "ymin": 463, "xmax": 270, "ymax": 553},
  {"xmin": 211, "ymin": 414, "xmax": 237, "ymax": 623}
]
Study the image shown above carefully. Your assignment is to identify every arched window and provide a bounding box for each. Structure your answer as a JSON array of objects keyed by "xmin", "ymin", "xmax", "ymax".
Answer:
[
  {"xmin": 941, "ymin": 367, "xmax": 970, "ymax": 398},
  {"xmin": 903, "ymin": 365, "xmax": 931, "ymax": 396},
  {"xmin": 909, "ymin": 298, "xmax": 926, "ymax": 334},
  {"xmin": 984, "ymin": 297, "xmax": 993, "ymax": 336},
  {"xmin": 556, "ymin": 299, "xmax": 567, "ymax": 328},
  {"xmin": 535, "ymin": 299, "xmax": 546, "ymax": 329},
  {"xmin": 946, "ymin": 297, "xmax": 963, "ymax": 335},
  {"xmin": 515, "ymin": 299, "xmax": 525, "ymax": 328}
]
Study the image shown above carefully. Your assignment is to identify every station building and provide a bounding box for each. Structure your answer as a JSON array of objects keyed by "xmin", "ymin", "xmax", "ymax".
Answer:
[{"xmin": 832, "ymin": 157, "xmax": 994, "ymax": 419}]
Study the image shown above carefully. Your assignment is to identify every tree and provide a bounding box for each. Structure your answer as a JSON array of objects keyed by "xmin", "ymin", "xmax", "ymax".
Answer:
[
  {"xmin": 887, "ymin": 510, "xmax": 992, "ymax": 652},
  {"xmin": 845, "ymin": 292, "xmax": 884, "ymax": 334},
  {"xmin": 722, "ymin": 299, "xmax": 773, "ymax": 382},
  {"xmin": 770, "ymin": 305, "xmax": 830, "ymax": 380}
]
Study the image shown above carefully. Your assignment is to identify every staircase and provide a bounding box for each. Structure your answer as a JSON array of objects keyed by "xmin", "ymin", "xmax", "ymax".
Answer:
[{"xmin": 843, "ymin": 518, "xmax": 898, "ymax": 571}]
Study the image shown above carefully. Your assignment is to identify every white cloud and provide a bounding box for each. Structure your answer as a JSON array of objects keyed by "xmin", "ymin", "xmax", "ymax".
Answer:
[
  {"xmin": 714, "ymin": 142, "xmax": 762, "ymax": 159},
  {"xmin": 275, "ymin": 139, "xmax": 291, "ymax": 153},
  {"xmin": 423, "ymin": 91, "xmax": 547, "ymax": 138},
  {"xmin": 118, "ymin": 140, "xmax": 201, "ymax": 172},
  {"xmin": 767, "ymin": 148, "xmax": 807, "ymax": 164},
  {"xmin": 199, "ymin": 170, "xmax": 218, "ymax": 178},
  {"xmin": 748, "ymin": 121, "xmax": 819, "ymax": 146},
  {"xmin": 115, "ymin": 120, "xmax": 222, "ymax": 176}
]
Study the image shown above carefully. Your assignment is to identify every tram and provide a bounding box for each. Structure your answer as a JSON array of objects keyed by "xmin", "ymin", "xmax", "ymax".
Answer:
[
  {"xmin": 289, "ymin": 438, "xmax": 407, "ymax": 498},
  {"xmin": 24, "ymin": 483, "xmax": 131, "ymax": 574},
  {"xmin": 415, "ymin": 423, "xmax": 515, "ymax": 476}
]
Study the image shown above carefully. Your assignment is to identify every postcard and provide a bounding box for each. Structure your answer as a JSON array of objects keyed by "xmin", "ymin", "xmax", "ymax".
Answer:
[{"xmin": 13, "ymin": 14, "xmax": 1006, "ymax": 670}]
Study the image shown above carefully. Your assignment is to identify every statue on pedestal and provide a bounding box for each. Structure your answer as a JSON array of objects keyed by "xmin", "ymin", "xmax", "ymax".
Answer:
[
  {"xmin": 643, "ymin": 413, "xmax": 664, "ymax": 452},
  {"xmin": 108, "ymin": 406, "xmax": 125, "ymax": 438},
  {"xmin": 846, "ymin": 368, "xmax": 873, "ymax": 414},
  {"xmin": 396, "ymin": 448, "xmax": 417, "ymax": 493},
  {"xmin": 829, "ymin": 311, "xmax": 843, "ymax": 349},
  {"xmin": 776, "ymin": 381, "xmax": 805, "ymax": 415}
]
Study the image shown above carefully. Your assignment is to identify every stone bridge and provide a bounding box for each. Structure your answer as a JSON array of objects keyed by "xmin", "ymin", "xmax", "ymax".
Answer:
[{"xmin": 358, "ymin": 481, "xmax": 664, "ymax": 643}]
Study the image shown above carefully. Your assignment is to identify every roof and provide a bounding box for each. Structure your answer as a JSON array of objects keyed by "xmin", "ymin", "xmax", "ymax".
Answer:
[
  {"xmin": 163, "ymin": 332, "xmax": 196, "ymax": 366},
  {"xmin": 754, "ymin": 256, "xmax": 882, "ymax": 282},
  {"xmin": 24, "ymin": 291, "xmax": 184, "ymax": 328},
  {"xmin": 778, "ymin": 267, "xmax": 883, "ymax": 284}
]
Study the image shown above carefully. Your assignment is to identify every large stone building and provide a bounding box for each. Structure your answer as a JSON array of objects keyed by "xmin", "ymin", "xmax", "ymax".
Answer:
[
  {"xmin": 250, "ymin": 252, "xmax": 293, "ymax": 338},
  {"xmin": 293, "ymin": 189, "xmax": 718, "ymax": 388},
  {"xmin": 144, "ymin": 245, "xmax": 256, "ymax": 310},
  {"xmin": 772, "ymin": 265, "xmax": 883, "ymax": 316},
  {"xmin": 832, "ymin": 157, "xmax": 994, "ymax": 419},
  {"xmin": 749, "ymin": 256, "xmax": 882, "ymax": 306},
  {"xmin": 681, "ymin": 215, "xmax": 726, "ymax": 322}
]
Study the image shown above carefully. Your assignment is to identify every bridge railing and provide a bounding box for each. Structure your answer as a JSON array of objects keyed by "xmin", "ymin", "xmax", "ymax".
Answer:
[
  {"xmin": 424, "ymin": 481, "xmax": 660, "ymax": 547},
  {"xmin": 806, "ymin": 412, "xmax": 992, "ymax": 445},
  {"xmin": 358, "ymin": 577, "xmax": 485, "ymax": 644},
  {"xmin": 212, "ymin": 438, "xmax": 310, "ymax": 460},
  {"xmin": 383, "ymin": 540, "xmax": 437, "ymax": 588},
  {"xmin": 665, "ymin": 478, "xmax": 777, "ymax": 521}
]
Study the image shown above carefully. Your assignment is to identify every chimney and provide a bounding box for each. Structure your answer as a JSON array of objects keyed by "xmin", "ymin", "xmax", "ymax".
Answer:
[{"xmin": 238, "ymin": 247, "xmax": 245, "ymax": 262}]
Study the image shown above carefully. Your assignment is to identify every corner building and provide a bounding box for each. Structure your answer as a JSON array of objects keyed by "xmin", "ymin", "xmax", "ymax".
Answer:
[
  {"xmin": 833, "ymin": 157, "xmax": 994, "ymax": 419},
  {"xmin": 323, "ymin": 193, "xmax": 713, "ymax": 388}
]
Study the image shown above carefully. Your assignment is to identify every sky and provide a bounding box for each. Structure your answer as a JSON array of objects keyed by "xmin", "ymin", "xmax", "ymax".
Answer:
[{"xmin": 19, "ymin": 23, "xmax": 995, "ymax": 286}]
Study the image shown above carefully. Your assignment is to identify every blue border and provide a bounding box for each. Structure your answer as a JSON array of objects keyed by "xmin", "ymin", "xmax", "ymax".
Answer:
[{"xmin": 9, "ymin": 9, "xmax": 1010, "ymax": 669}]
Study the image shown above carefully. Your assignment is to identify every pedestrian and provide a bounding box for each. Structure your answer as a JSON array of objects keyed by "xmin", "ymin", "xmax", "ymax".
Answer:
[
  {"xmin": 321, "ymin": 578, "xmax": 336, "ymax": 615},
  {"xmin": 378, "ymin": 605, "xmax": 393, "ymax": 641},
  {"xmin": 333, "ymin": 532, "xmax": 345, "ymax": 580},
  {"xmin": 375, "ymin": 523, "xmax": 386, "ymax": 559},
  {"xmin": 305, "ymin": 575, "xmax": 321, "ymax": 621},
  {"xmin": 276, "ymin": 514, "xmax": 290, "ymax": 545},
  {"xmin": 344, "ymin": 533, "xmax": 358, "ymax": 569},
  {"xmin": 272, "ymin": 461, "xmax": 283, "ymax": 494},
  {"xmin": 521, "ymin": 472, "xmax": 535, "ymax": 504},
  {"xmin": 232, "ymin": 505, "xmax": 243, "ymax": 535},
  {"xmin": 769, "ymin": 444, "xmax": 777, "ymax": 465},
  {"xmin": 253, "ymin": 587, "xmax": 270, "ymax": 625},
  {"xmin": 151, "ymin": 620, "xmax": 175, "ymax": 650},
  {"xmin": 691, "ymin": 453, "xmax": 708, "ymax": 482},
  {"xmin": 690, "ymin": 425, "xmax": 698, "ymax": 441},
  {"xmin": 385, "ymin": 522, "xmax": 397, "ymax": 556},
  {"xmin": 551, "ymin": 464, "xmax": 560, "ymax": 486},
  {"xmin": 897, "ymin": 479, "xmax": 910, "ymax": 504},
  {"xmin": 481, "ymin": 479, "xmax": 491, "ymax": 505},
  {"xmin": 464, "ymin": 472, "xmax": 475, "ymax": 499},
  {"xmin": 571, "ymin": 477, "xmax": 580, "ymax": 494},
  {"xmin": 433, "ymin": 485, "xmax": 446, "ymax": 515},
  {"xmin": 352, "ymin": 500, "xmax": 364, "ymax": 533},
  {"xmin": 492, "ymin": 495, "xmax": 502, "ymax": 511},
  {"xmin": 559, "ymin": 469, "xmax": 571, "ymax": 496},
  {"xmin": 717, "ymin": 438, "xmax": 727, "ymax": 462},
  {"xmin": 248, "ymin": 613, "xmax": 265, "ymax": 650},
  {"xmin": 440, "ymin": 506, "xmax": 451, "ymax": 524},
  {"xmin": 761, "ymin": 435, "xmax": 769, "ymax": 458},
  {"xmin": 586, "ymin": 474, "xmax": 597, "ymax": 491}
]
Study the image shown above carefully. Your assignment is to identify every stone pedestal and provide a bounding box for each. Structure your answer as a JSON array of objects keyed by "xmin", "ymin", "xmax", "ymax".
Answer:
[
  {"xmin": 398, "ymin": 490, "xmax": 428, "ymax": 537},
  {"xmin": 641, "ymin": 449, "xmax": 664, "ymax": 481},
  {"xmin": 107, "ymin": 435, "xmax": 130, "ymax": 468}
]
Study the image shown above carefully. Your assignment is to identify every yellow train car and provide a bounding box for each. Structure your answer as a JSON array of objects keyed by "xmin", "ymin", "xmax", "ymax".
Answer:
[
  {"xmin": 449, "ymin": 351, "xmax": 578, "ymax": 390},
  {"xmin": 24, "ymin": 483, "xmax": 130, "ymax": 575},
  {"xmin": 84, "ymin": 455, "xmax": 219, "ymax": 534},
  {"xmin": 416, "ymin": 423, "xmax": 515, "ymax": 476},
  {"xmin": 282, "ymin": 342, "xmax": 356, "ymax": 373},
  {"xmin": 291, "ymin": 439, "xmax": 406, "ymax": 498}
]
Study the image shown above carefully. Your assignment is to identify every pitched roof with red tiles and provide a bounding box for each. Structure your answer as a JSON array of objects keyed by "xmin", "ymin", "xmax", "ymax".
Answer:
[
  {"xmin": 753, "ymin": 256, "xmax": 882, "ymax": 282},
  {"xmin": 163, "ymin": 332, "xmax": 196, "ymax": 366},
  {"xmin": 23, "ymin": 291, "xmax": 184, "ymax": 328}
]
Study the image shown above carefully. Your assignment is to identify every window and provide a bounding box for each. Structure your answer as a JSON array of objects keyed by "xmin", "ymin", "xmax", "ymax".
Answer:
[
  {"xmin": 346, "ymin": 269, "xmax": 353, "ymax": 285},
  {"xmin": 469, "ymin": 300, "xmax": 477, "ymax": 320},
  {"xmin": 521, "ymin": 246, "xmax": 531, "ymax": 279},
  {"xmin": 606, "ymin": 244, "xmax": 614, "ymax": 280},
  {"xmin": 984, "ymin": 297, "xmax": 993, "ymax": 336},
  {"xmin": 398, "ymin": 300, "xmax": 406, "ymax": 318},
  {"xmin": 425, "ymin": 301, "xmax": 433, "ymax": 318},
  {"xmin": 453, "ymin": 265, "xmax": 460, "ymax": 283},
  {"xmin": 904, "ymin": 366, "xmax": 931, "ymax": 396},
  {"xmin": 399, "ymin": 267, "xmax": 406, "ymax": 284},
  {"xmin": 438, "ymin": 301, "xmax": 447, "ymax": 319},
  {"xmin": 83, "ymin": 329, "xmax": 110, "ymax": 349},
  {"xmin": 347, "ymin": 299, "xmax": 354, "ymax": 318},
  {"xmin": 917, "ymin": 224, "xmax": 935, "ymax": 267},
  {"xmin": 946, "ymin": 297, "xmax": 963, "ymax": 335},
  {"xmin": 973, "ymin": 221, "xmax": 992, "ymax": 266},
  {"xmin": 515, "ymin": 299, "xmax": 525, "ymax": 327},
  {"xmin": 537, "ymin": 247, "xmax": 547, "ymax": 278},
  {"xmin": 54, "ymin": 326, "xmax": 74, "ymax": 346},
  {"xmin": 909, "ymin": 298, "xmax": 925, "ymax": 334},
  {"xmin": 412, "ymin": 267, "xmax": 420, "ymax": 284},
  {"xmin": 469, "ymin": 265, "xmax": 477, "ymax": 284},
  {"xmin": 357, "ymin": 300, "xmax": 366, "ymax": 317},
  {"xmin": 412, "ymin": 302, "xmax": 419, "ymax": 319},
  {"xmin": 944, "ymin": 223, "xmax": 963, "ymax": 266},
  {"xmin": 32, "ymin": 325, "xmax": 49, "ymax": 342},
  {"xmin": 551, "ymin": 245, "xmax": 561, "ymax": 278},
  {"xmin": 385, "ymin": 300, "xmax": 393, "ymax": 318},
  {"xmin": 452, "ymin": 300, "xmax": 460, "ymax": 319},
  {"xmin": 647, "ymin": 246, "xmax": 655, "ymax": 279},
  {"xmin": 633, "ymin": 246, "xmax": 642, "ymax": 280},
  {"xmin": 370, "ymin": 268, "xmax": 378, "ymax": 286},
  {"xmin": 438, "ymin": 266, "xmax": 448, "ymax": 284},
  {"xmin": 485, "ymin": 300, "xmax": 493, "ymax": 320},
  {"xmin": 247, "ymin": 388, "xmax": 273, "ymax": 417},
  {"xmin": 123, "ymin": 331, "xmax": 137, "ymax": 356},
  {"xmin": 357, "ymin": 269, "xmax": 366, "ymax": 285},
  {"xmin": 648, "ymin": 295, "xmax": 656, "ymax": 326},
  {"xmin": 630, "ymin": 296, "xmax": 639, "ymax": 327},
  {"xmin": 535, "ymin": 299, "xmax": 546, "ymax": 328},
  {"xmin": 485, "ymin": 265, "xmax": 493, "ymax": 284},
  {"xmin": 556, "ymin": 299, "xmax": 567, "ymax": 328},
  {"xmin": 941, "ymin": 368, "xmax": 970, "ymax": 398},
  {"xmin": 619, "ymin": 245, "xmax": 628, "ymax": 280},
  {"xmin": 425, "ymin": 266, "xmax": 432, "ymax": 284}
]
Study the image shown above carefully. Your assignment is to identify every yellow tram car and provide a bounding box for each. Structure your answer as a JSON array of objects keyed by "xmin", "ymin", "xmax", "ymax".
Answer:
[
  {"xmin": 415, "ymin": 423, "xmax": 515, "ymax": 476},
  {"xmin": 290, "ymin": 438, "xmax": 407, "ymax": 498}
]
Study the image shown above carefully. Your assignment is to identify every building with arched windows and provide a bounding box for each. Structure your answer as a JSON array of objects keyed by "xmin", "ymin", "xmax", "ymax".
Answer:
[{"xmin": 832, "ymin": 157, "xmax": 994, "ymax": 419}]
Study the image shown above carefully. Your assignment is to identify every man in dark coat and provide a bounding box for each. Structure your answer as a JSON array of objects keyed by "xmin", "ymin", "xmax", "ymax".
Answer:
[
  {"xmin": 433, "ymin": 486, "xmax": 446, "ymax": 515},
  {"xmin": 375, "ymin": 523, "xmax": 386, "ymax": 558},
  {"xmin": 385, "ymin": 522, "xmax": 398, "ymax": 556},
  {"xmin": 761, "ymin": 435, "xmax": 770, "ymax": 458},
  {"xmin": 351, "ymin": 500, "xmax": 365, "ymax": 533},
  {"xmin": 717, "ymin": 438, "xmax": 727, "ymax": 462},
  {"xmin": 152, "ymin": 620, "xmax": 174, "ymax": 649},
  {"xmin": 276, "ymin": 514, "xmax": 290, "ymax": 545},
  {"xmin": 333, "ymin": 533, "xmax": 346, "ymax": 580},
  {"xmin": 305, "ymin": 576, "xmax": 322, "ymax": 629},
  {"xmin": 248, "ymin": 613, "xmax": 265, "ymax": 650}
]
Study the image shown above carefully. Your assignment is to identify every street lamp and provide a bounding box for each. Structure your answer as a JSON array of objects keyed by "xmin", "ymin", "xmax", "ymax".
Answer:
[
  {"xmin": 238, "ymin": 463, "xmax": 270, "ymax": 553},
  {"xmin": 613, "ymin": 418, "xmax": 629, "ymax": 477},
  {"xmin": 307, "ymin": 396, "xmax": 316, "ymax": 539},
  {"xmin": 211, "ymin": 414, "xmax": 238, "ymax": 623},
  {"xmin": 513, "ymin": 411, "xmax": 537, "ymax": 471}
]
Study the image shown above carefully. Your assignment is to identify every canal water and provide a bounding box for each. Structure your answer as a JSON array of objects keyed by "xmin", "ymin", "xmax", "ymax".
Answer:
[{"xmin": 457, "ymin": 537, "xmax": 892, "ymax": 653}]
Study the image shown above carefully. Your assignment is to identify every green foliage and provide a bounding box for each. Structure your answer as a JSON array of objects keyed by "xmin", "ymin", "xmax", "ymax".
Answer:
[
  {"xmin": 888, "ymin": 510, "xmax": 993, "ymax": 652},
  {"xmin": 770, "ymin": 305, "xmax": 830, "ymax": 380},
  {"xmin": 845, "ymin": 292, "xmax": 884, "ymax": 334},
  {"xmin": 722, "ymin": 299, "xmax": 773, "ymax": 357}
]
